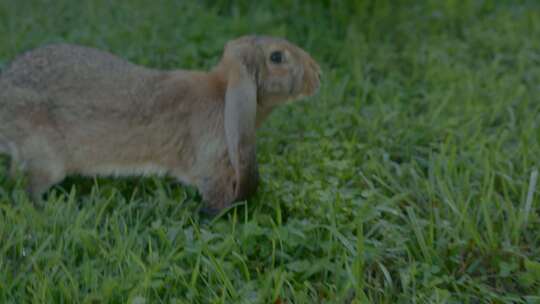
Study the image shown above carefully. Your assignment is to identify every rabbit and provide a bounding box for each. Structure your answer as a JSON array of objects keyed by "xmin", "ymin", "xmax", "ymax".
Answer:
[{"xmin": 0, "ymin": 35, "xmax": 321, "ymax": 213}]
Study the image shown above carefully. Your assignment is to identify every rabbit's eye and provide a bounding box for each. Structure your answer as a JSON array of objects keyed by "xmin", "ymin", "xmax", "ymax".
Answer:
[{"xmin": 270, "ymin": 51, "xmax": 283, "ymax": 64}]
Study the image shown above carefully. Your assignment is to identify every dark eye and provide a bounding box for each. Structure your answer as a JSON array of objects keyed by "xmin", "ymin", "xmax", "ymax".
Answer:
[{"xmin": 270, "ymin": 51, "xmax": 283, "ymax": 64}]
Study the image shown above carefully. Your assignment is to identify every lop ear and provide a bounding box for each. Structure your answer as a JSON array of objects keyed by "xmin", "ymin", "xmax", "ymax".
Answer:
[{"xmin": 224, "ymin": 62, "xmax": 259, "ymax": 200}]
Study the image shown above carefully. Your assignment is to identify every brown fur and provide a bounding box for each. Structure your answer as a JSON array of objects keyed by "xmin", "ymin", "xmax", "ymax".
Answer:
[{"xmin": 0, "ymin": 35, "xmax": 321, "ymax": 212}]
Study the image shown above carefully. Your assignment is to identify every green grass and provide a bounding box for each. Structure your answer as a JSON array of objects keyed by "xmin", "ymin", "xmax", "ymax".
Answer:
[{"xmin": 1, "ymin": 0, "xmax": 540, "ymax": 302}]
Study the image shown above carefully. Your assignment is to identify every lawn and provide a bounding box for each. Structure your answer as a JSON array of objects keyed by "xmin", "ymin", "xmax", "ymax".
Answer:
[{"xmin": 1, "ymin": 0, "xmax": 540, "ymax": 303}]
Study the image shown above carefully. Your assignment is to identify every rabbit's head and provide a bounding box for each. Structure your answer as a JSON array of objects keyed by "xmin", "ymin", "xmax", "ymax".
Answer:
[
  {"xmin": 218, "ymin": 35, "xmax": 321, "ymax": 111},
  {"xmin": 218, "ymin": 35, "xmax": 320, "ymax": 205}
]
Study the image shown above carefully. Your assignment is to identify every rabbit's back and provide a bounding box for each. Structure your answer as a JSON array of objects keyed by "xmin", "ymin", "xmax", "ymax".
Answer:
[
  {"xmin": 4, "ymin": 44, "xmax": 148, "ymax": 83},
  {"xmin": 1, "ymin": 44, "xmax": 162, "ymax": 108}
]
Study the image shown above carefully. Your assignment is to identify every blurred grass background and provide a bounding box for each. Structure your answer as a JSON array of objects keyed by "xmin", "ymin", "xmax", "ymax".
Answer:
[{"xmin": 1, "ymin": 0, "xmax": 540, "ymax": 302}]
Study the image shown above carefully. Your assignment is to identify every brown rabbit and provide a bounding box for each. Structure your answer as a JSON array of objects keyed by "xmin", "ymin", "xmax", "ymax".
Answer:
[{"xmin": 0, "ymin": 35, "xmax": 321, "ymax": 213}]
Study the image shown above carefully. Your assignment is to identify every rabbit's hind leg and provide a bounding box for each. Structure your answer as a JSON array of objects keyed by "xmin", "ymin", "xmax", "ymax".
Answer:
[
  {"xmin": 24, "ymin": 159, "xmax": 66, "ymax": 204},
  {"xmin": 0, "ymin": 137, "xmax": 20, "ymax": 180},
  {"xmin": 19, "ymin": 135, "xmax": 67, "ymax": 204},
  {"xmin": 0, "ymin": 143, "xmax": 9, "ymax": 177}
]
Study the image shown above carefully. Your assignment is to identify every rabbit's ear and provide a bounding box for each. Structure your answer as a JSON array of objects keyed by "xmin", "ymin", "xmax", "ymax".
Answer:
[{"xmin": 224, "ymin": 63, "xmax": 259, "ymax": 200}]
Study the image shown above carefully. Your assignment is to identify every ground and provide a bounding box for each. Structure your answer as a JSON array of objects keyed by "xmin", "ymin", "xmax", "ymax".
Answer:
[{"xmin": 1, "ymin": 0, "xmax": 540, "ymax": 303}]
